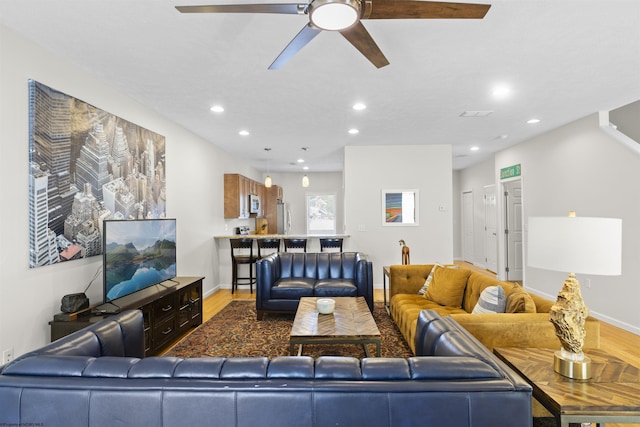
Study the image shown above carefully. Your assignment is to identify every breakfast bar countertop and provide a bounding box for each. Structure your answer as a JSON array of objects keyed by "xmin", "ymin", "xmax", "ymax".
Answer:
[
  {"xmin": 213, "ymin": 234, "xmax": 352, "ymax": 285},
  {"xmin": 213, "ymin": 234, "xmax": 350, "ymax": 239}
]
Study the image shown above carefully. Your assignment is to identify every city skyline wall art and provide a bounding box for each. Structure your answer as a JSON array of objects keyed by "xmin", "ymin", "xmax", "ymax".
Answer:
[{"xmin": 28, "ymin": 80, "xmax": 167, "ymax": 268}]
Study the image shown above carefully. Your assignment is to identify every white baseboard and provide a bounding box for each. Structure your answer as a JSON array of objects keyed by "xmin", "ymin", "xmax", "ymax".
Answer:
[
  {"xmin": 526, "ymin": 286, "xmax": 640, "ymax": 335},
  {"xmin": 203, "ymin": 284, "xmax": 226, "ymax": 299}
]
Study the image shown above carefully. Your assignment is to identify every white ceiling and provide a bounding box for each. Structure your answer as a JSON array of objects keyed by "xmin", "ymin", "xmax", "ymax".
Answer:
[{"xmin": 1, "ymin": 0, "xmax": 639, "ymax": 172}]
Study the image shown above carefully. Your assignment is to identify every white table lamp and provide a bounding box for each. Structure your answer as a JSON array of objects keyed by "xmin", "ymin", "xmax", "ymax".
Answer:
[{"xmin": 528, "ymin": 212, "xmax": 622, "ymax": 379}]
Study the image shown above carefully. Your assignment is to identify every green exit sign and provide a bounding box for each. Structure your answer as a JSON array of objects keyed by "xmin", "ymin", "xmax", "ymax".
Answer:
[{"xmin": 500, "ymin": 164, "xmax": 521, "ymax": 180}]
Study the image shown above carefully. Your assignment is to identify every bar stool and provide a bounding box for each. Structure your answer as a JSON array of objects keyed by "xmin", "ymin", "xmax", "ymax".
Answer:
[
  {"xmin": 257, "ymin": 238, "xmax": 280, "ymax": 258},
  {"xmin": 283, "ymin": 238, "xmax": 307, "ymax": 252},
  {"xmin": 319, "ymin": 238, "xmax": 343, "ymax": 252},
  {"xmin": 230, "ymin": 238, "xmax": 257, "ymax": 293}
]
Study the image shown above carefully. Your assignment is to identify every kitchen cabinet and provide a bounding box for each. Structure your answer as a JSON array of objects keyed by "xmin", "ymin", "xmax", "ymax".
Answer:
[
  {"xmin": 224, "ymin": 173, "xmax": 265, "ymax": 219},
  {"xmin": 224, "ymin": 174, "xmax": 246, "ymax": 218}
]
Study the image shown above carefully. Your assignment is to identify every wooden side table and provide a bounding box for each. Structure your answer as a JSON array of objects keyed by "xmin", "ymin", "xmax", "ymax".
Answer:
[
  {"xmin": 494, "ymin": 347, "xmax": 640, "ymax": 427},
  {"xmin": 382, "ymin": 266, "xmax": 390, "ymax": 315}
]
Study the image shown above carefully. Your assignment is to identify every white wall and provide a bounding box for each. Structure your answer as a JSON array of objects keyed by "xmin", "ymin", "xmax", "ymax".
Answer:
[
  {"xmin": 344, "ymin": 145, "xmax": 454, "ymax": 287},
  {"xmin": 452, "ymin": 172, "xmax": 461, "ymax": 259},
  {"xmin": 455, "ymin": 157, "xmax": 495, "ymax": 268},
  {"xmin": 494, "ymin": 113, "xmax": 640, "ymax": 333},
  {"xmin": 0, "ymin": 25, "xmax": 253, "ymax": 358},
  {"xmin": 610, "ymin": 100, "xmax": 640, "ymax": 143}
]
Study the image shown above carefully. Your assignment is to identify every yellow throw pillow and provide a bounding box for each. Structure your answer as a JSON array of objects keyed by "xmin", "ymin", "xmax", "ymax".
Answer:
[
  {"xmin": 505, "ymin": 285, "xmax": 537, "ymax": 313},
  {"xmin": 418, "ymin": 264, "xmax": 459, "ymax": 295},
  {"xmin": 424, "ymin": 266, "xmax": 471, "ymax": 308},
  {"xmin": 417, "ymin": 265, "xmax": 438, "ymax": 295}
]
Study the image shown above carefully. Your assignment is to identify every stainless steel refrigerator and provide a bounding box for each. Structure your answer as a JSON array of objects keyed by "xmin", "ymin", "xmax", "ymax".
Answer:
[{"xmin": 276, "ymin": 201, "xmax": 291, "ymax": 234}]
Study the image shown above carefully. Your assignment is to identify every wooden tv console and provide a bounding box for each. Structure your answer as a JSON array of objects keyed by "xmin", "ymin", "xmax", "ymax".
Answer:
[{"xmin": 49, "ymin": 276, "xmax": 204, "ymax": 356}]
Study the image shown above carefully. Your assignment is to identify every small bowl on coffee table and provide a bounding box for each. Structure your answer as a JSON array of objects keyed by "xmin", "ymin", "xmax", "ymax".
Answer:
[{"xmin": 316, "ymin": 298, "xmax": 336, "ymax": 314}]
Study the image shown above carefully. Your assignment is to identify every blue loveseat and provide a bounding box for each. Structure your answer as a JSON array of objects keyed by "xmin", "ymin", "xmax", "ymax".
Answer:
[
  {"xmin": 0, "ymin": 309, "xmax": 532, "ymax": 427},
  {"xmin": 255, "ymin": 251, "xmax": 374, "ymax": 319}
]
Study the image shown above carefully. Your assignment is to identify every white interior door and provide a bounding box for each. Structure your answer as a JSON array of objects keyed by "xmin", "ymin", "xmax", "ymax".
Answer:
[
  {"xmin": 504, "ymin": 180, "xmax": 523, "ymax": 281},
  {"xmin": 462, "ymin": 191, "xmax": 474, "ymax": 263},
  {"xmin": 483, "ymin": 185, "xmax": 497, "ymax": 273}
]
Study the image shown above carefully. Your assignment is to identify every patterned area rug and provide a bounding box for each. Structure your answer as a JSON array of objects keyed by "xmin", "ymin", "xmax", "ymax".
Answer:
[
  {"xmin": 166, "ymin": 301, "xmax": 413, "ymax": 359},
  {"xmin": 166, "ymin": 301, "xmax": 553, "ymax": 426}
]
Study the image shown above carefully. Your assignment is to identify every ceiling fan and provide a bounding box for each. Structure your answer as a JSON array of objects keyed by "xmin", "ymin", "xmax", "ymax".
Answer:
[{"xmin": 176, "ymin": 1, "xmax": 491, "ymax": 69}]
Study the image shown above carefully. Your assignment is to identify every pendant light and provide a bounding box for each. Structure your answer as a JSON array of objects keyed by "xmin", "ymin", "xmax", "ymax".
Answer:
[
  {"xmin": 300, "ymin": 147, "xmax": 310, "ymax": 187},
  {"xmin": 264, "ymin": 148, "xmax": 272, "ymax": 188}
]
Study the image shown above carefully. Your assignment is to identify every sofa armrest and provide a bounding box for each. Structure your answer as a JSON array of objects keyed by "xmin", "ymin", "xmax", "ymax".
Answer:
[
  {"xmin": 256, "ymin": 254, "xmax": 279, "ymax": 300},
  {"xmin": 6, "ymin": 310, "xmax": 145, "ymax": 367},
  {"xmin": 389, "ymin": 264, "xmax": 434, "ymax": 299},
  {"xmin": 355, "ymin": 254, "xmax": 374, "ymax": 311},
  {"xmin": 449, "ymin": 313, "xmax": 600, "ymax": 351}
]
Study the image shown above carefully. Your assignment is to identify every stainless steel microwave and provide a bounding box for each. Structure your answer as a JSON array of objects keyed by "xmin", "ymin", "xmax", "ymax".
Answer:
[{"xmin": 249, "ymin": 194, "xmax": 260, "ymax": 214}]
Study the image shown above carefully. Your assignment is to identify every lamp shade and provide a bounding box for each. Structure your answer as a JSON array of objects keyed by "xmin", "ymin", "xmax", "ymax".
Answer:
[{"xmin": 528, "ymin": 216, "xmax": 622, "ymax": 275}]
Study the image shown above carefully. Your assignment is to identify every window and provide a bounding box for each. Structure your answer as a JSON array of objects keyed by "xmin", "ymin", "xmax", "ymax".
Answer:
[{"xmin": 306, "ymin": 193, "xmax": 337, "ymax": 235}]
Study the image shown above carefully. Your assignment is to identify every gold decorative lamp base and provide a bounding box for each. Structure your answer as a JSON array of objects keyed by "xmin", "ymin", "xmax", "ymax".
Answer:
[{"xmin": 554, "ymin": 351, "xmax": 592, "ymax": 379}]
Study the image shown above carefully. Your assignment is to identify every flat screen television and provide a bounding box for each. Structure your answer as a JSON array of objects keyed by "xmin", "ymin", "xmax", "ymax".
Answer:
[{"xmin": 103, "ymin": 219, "xmax": 177, "ymax": 303}]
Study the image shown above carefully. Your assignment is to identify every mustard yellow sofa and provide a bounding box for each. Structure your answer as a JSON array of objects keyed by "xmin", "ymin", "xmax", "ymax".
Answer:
[{"xmin": 389, "ymin": 264, "xmax": 600, "ymax": 354}]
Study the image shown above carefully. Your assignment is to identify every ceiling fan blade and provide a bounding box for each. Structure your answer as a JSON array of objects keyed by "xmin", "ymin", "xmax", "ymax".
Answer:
[
  {"xmin": 176, "ymin": 4, "xmax": 305, "ymax": 15},
  {"xmin": 364, "ymin": 0, "xmax": 490, "ymax": 20},
  {"xmin": 340, "ymin": 22, "xmax": 389, "ymax": 68},
  {"xmin": 269, "ymin": 24, "xmax": 322, "ymax": 70}
]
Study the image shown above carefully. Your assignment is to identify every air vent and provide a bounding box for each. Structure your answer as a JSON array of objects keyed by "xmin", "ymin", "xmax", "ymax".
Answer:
[{"xmin": 460, "ymin": 110, "xmax": 494, "ymax": 117}]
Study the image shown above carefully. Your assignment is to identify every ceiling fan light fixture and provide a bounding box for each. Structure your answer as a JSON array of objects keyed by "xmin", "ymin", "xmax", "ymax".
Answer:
[{"xmin": 309, "ymin": 0, "xmax": 360, "ymax": 31}]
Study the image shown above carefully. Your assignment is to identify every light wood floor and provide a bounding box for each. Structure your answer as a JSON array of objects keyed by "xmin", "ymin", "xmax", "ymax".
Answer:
[{"xmin": 200, "ymin": 261, "xmax": 640, "ymax": 427}]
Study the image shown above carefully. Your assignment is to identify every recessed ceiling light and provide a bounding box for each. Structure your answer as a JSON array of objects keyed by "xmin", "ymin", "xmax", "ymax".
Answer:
[
  {"xmin": 348, "ymin": 128, "xmax": 359, "ymax": 134},
  {"xmin": 210, "ymin": 105, "xmax": 224, "ymax": 113},
  {"xmin": 492, "ymin": 85, "xmax": 511, "ymax": 99},
  {"xmin": 238, "ymin": 130, "xmax": 250, "ymax": 136},
  {"xmin": 352, "ymin": 103, "xmax": 367, "ymax": 111},
  {"xmin": 470, "ymin": 146, "xmax": 480, "ymax": 151},
  {"xmin": 297, "ymin": 158, "xmax": 305, "ymax": 163},
  {"xmin": 527, "ymin": 118, "xmax": 541, "ymax": 124},
  {"xmin": 303, "ymin": 166, "xmax": 309, "ymax": 170}
]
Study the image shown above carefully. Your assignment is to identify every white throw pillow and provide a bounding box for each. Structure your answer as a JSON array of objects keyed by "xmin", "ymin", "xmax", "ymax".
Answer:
[
  {"xmin": 417, "ymin": 264, "xmax": 440, "ymax": 295},
  {"xmin": 472, "ymin": 285, "xmax": 507, "ymax": 314}
]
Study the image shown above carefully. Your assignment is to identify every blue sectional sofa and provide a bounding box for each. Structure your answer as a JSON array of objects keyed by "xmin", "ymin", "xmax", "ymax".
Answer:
[
  {"xmin": 255, "ymin": 251, "xmax": 374, "ymax": 319},
  {"xmin": 0, "ymin": 309, "xmax": 532, "ymax": 427}
]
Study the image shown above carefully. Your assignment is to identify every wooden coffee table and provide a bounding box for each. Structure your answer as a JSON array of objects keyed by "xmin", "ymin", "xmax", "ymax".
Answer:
[
  {"xmin": 290, "ymin": 297, "xmax": 381, "ymax": 357},
  {"xmin": 494, "ymin": 347, "xmax": 640, "ymax": 427}
]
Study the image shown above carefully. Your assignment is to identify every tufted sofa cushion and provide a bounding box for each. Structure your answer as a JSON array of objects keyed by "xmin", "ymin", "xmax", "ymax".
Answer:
[
  {"xmin": 256, "ymin": 252, "xmax": 373, "ymax": 319},
  {"xmin": 390, "ymin": 264, "xmax": 600, "ymax": 353},
  {"xmin": 0, "ymin": 310, "xmax": 533, "ymax": 427}
]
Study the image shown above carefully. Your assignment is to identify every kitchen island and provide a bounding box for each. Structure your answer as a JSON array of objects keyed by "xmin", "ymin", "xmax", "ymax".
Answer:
[
  {"xmin": 213, "ymin": 234, "xmax": 351, "ymax": 290},
  {"xmin": 213, "ymin": 233, "xmax": 350, "ymax": 240},
  {"xmin": 213, "ymin": 234, "xmax": 350, "ymax": 252}
]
